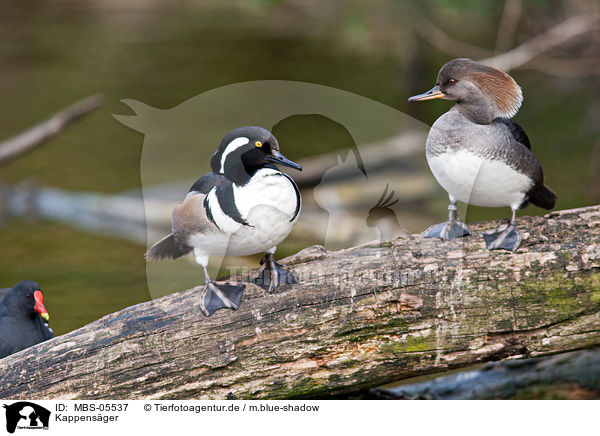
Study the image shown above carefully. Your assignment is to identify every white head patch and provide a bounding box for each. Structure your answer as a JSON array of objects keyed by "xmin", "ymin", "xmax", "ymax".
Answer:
[{"xmin": 220, "ymin": 137, "xmax": 249, "ymax": 173}]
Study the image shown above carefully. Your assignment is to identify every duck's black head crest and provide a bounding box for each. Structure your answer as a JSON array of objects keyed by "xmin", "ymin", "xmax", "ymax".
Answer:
[
  {"xmin": 210, "ymin": 126, "xmax": 274, "ymax": 175},
  {"xmin": 208, "ymin": 126, "xmax": 300, "ymax": 185}
]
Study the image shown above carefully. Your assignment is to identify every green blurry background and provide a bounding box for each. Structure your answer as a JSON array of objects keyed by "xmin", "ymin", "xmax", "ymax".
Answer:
[{"xmin": 0, "ymin": 0, "xmax": 598, "ymax": 335}]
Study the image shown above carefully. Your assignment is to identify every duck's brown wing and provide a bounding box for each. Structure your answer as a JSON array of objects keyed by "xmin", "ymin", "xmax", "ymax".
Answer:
[
  {"xmin": 146, "ymin": 172, "xmax": 227, "ymax": 261},
  {"xmin": 145, "ymin": 191, "xmax": 223, "ymax": 261}
]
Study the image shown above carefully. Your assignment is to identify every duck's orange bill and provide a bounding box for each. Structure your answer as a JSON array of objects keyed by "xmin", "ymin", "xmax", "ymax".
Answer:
[
  {"xmin": 408, "ymin": 85, "xmax": 446, "ymax": 101},
  {"xmin": 33, "ymin": 290, "xmax": 49, "ymax": 321}
]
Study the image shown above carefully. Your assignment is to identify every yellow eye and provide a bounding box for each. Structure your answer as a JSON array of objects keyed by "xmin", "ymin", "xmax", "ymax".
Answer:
[{"xmin": 255, "ymin": 141, "xmax": 263, "ymax": 147}]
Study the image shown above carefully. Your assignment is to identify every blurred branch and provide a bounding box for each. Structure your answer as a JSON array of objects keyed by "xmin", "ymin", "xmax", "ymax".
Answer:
[
  {"xmin": 420, "ymin": 14, "xmax": 600, "ymax": 74},
  {"xmin": 482, "ymin": 14, "xmax": 600, "ymax": 71},
  {"xmin": 567, "ymin": 0, "xmax": 600, "ymax": 17},
  {"xmin": 0, "ymin": 182, "xmax": 150, "ymax": 243},
  {"xmin": 292, "ymin": 131, "xmax": 424, "ymax": 188},
  {"xmin": 495, "ymin": 0, "xmax": 522, "ymax": 53},
  {"xmin": 416, "ymin": 19, "xmax": 492, "ymax": 59},
  {"xmin": 0, "ymin": 94, "xmax": 104, "ymax": 166},
  {"xmin": 524, "ymin": 55, "xmax": 600, "ymax": 76}
]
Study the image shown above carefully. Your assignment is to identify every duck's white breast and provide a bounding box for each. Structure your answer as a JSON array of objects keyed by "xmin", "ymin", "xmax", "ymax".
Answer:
[
  {"xmin": 233, "ymin": 168, "xmax": 300, "ymax": 223},
  {"xmin": 227, "ymin": 168, "xmax": 300, "ymax": 255},
  {"xmin": 427, "ymin": 149, "xmax": 532, "ymax": 208},
  {"xmin": 188, "ymin": 169, "xmax": 300, "ymax": 258}
]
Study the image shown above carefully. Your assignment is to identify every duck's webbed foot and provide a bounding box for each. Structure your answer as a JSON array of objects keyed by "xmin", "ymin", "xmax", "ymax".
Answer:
[
  {"xmin": 253, "ymin": 252, "xmax": 297, "ymax": 293},
  {"xmin": 424, "ymin": 201, "xmax": 470, "ymax": 241},
  {"xmin": 424, "ymin": 220, "xmax": 470, "ymax": 240},
  {"xmin": 483, "ymin": 224, "xmax": 521, "ymax": 252},
  {"xmin": 197, "ymin": 281, "xmax": 245, "ymax": 317}
]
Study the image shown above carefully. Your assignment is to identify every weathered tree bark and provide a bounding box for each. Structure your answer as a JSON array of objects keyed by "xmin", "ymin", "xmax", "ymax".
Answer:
[
  {"xmin": 0, "ymin": 205, "xmax": 599, "ymax": 399},
  {"xmin": 368, "ymin": 347, "xmax": 600, "ymax": 400}
]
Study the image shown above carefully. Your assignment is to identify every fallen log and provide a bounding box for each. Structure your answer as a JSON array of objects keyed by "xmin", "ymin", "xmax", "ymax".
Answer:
[
  {"xmin": 0, "ymin": 205, "xmax": 599, "ymax": 399},
  {"xmin": 369, "ymin": 347, "xmax": 600, "ymax": 400}
]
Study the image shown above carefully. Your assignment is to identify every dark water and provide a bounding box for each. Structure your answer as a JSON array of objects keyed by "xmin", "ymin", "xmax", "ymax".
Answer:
[{"xmin": 0, "ymin": 2, "xmax": 598, "ymax": 335}]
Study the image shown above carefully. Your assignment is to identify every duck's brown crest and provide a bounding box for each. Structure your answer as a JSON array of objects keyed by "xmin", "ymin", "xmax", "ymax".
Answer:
[
  {"xmin": 470, "ymin": 69, "xmax": 523, "ymax": 118},
  {"xmin": 439, "ymin": 58, "xmax": 523, "ymax": 118}
]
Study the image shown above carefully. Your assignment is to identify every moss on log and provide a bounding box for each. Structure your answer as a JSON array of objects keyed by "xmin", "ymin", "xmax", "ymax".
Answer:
[{"xmin": 0, "ymin": 205, "xmax": 599, "ymax": 399}]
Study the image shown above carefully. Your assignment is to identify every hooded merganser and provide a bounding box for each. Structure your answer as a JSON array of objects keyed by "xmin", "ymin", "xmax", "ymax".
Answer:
[
  {"xmin": 146, "ymin": 126, "xmax": 302, "ymax": 316},
  {"xmin": 0, "ymin": 280, "xmax": 53, "ymax": 358},
  {"xmin": 409, "ymin": 58, "xmax": 556, "ymax": 251}
]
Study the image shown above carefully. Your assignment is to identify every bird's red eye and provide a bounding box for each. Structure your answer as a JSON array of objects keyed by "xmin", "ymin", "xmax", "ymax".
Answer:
[{"xmin": 448, "ymin": 78, "xmax": 456, "ymax": 85}]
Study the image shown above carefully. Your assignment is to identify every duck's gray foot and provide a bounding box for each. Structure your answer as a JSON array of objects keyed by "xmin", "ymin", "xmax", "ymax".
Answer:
[
  {"xmin": 423, "ymin": 220, "xmax": 470, "ymax": 241},
  {"xmin": 483, "ymin": 224, "xmax": 521, "ymax": 252},
  {"xmin": 253, "ymin": 254, "xmax": 297, "ymax": 293},
  {"xmin": 197, "ymin": 281, "xmax": 245, "ymax": 316}
]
